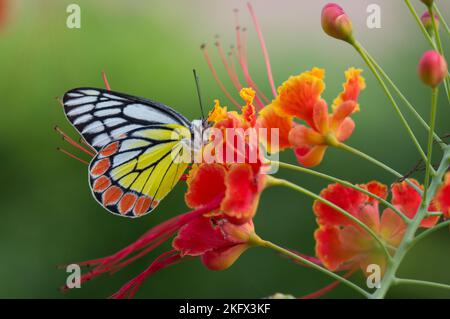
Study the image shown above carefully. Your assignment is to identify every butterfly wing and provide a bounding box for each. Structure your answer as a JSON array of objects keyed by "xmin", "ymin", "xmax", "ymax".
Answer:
[
  {"xmin": 89, "ymin": 125, "xmax": 191, "ymax": 217},
  {"xmin": 62, "ymin": 87, "xmax": 191, "ymax": 151}
]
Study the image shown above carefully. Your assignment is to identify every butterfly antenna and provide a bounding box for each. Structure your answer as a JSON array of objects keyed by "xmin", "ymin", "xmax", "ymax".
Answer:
[{"xmin": 193, "ymin": 69, "xmax": 206, "ymax": 120}]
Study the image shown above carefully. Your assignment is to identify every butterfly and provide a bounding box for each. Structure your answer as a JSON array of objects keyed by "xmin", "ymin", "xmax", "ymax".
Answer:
[{"xmin": 62, "ymin": 87, "xmax": 208, "ymax": 218}]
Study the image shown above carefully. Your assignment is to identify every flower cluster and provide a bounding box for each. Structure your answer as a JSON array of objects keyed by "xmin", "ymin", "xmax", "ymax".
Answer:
[
  {"xmin": 58, "ymin": 1, "xmax": 450, "ymax": 299},
  {"xmin": 314, "ymin": 179, "xmax": 443, "ymax": 275},
  {"xmin": 259, "ymin": 67, "xmax": 365, "ymax": 167}
]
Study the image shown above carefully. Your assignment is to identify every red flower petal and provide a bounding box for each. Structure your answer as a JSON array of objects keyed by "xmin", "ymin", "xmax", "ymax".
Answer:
[
  {"xmin": 433, "ymin": 172, "xmax": 450, "ymax": 219},
  {"xmin": 185, "ymin": 164, "xmax": 227, "ymax": 209},
  {"xmin": 221, "ymin": 164, "xmax": 262, "ymax": 221},
  {"xmin": 391, "ymin": 179, "xmax": 438, "ymax": 228},
  {"xmin": 314, "ymin": 183, "xmax": 369, "ymax": 227},
  {"xmin": 315, "ymin": 226, "xmax": 357, "ymax": 271},
  {"xmin": 172, "ymin": 217, "xmax": 232, "ymax": 256}
]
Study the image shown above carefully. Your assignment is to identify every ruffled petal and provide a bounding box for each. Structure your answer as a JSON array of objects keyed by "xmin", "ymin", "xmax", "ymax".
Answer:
[
  {"xmin": 256, "ymin": 102, "xmax": 293, "ymax": 152},
  {"xmin": 221, "ymin": 164, "xmax": 262, "ymax": 221},
  {"xmin": 315, "ymin": 226, "xmax": 357, "ymax": 271},
  {"xmin": 185, "ymin": 164, "xmax": 227, "ymax": 209},
  {"xmin": 172, "ymin": 217, "xmax": 231, "ymax": 256},
  {"xmin": 332, "ymin": 68, "xmax": 366, "ymax": 111},
  {"xmin": 313, "ymin": 183, "xmax": 369, "ymax": 227},
  {"xmin": 240, "ymin": 88, "xmax": 257, "ymax": 127},
  {"xmin": 275, "ymin": 68, "xmax": 325, "ymax": 127},
  {"xmin": 391, "ymin": 179, "xmax": 438, "ymax": 228}
]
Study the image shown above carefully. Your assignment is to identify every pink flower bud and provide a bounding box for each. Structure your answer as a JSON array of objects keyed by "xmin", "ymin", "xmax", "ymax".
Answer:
[
  {"xmin": 321, "ymin": 3, "xmax": 353, "ymax": 43},
  {"xmin": 421, "ymin": 11, "xmax": 439, "ymax": 34},
  {"xmin": 420, "ymin": 0, "xmax": 434, "ymax": 7},
  {"xmin": 418, "ymin": 50, "xmax": 448, "ymax": 87}
]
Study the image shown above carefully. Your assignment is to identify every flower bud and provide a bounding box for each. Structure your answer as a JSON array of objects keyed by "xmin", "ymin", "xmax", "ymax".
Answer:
[
  {"xmin": 321, "ymin": 3, "xmax": 354, "ymax": 43},
  {"xmin": 421, "ymin": 11, "xmax": 439, "ymax": 35},
  {"xmin": 420, "ymin": 0, "xmax": 434, "ymax": 7},
  {"xmin": 418, "ymin": 50, "xmax": 448, "ymax": 87}
]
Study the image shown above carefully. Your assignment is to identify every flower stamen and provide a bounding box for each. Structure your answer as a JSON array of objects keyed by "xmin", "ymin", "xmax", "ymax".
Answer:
[
  {"xmin": 201, "ymin": 44, "xmax": 241, "ymax": 108},
  {"xmin": 247, "ymin": 2, "xmax": 277, "ymax": 98}
]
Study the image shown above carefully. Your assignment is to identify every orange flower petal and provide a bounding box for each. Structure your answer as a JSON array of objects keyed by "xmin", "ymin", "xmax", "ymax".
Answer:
[
  {"xmin": 332, "ymin": 67, "xmax": 366, "ymax": 112},
  {"xmin": 294, "ymin": 145, "xmax": 328, "ymax": 167},
  {"xmin": 335, "ymin": 118, "xmax": 355, "ymax": 142},
  {"xmin": 364, "ymin": 181, "xmax": 388, "ymax": 203},
  {"xmin": 256, "ymin": 102, "xmax": 293, "ymax": 152},
  {"xmin": 201, "ymin": 244, "xmax": 249, "ymax": 271},
  {"xmin": 289, "ymin": 125, "xmax": 325, "ymax": 148},
  {"xmin": 313, "ymin": 99, "xmax": 330, "ymax": 135},
  {"xmin": 240, "ymin": 88, "xmax": 257, "ymax": 127},
  {"xmin": 380, "ymin": 208, "xmax": 407, "ymax": 247},
  {"xmin": 275, "ymin": 68, "xmax": 325, "ymax": 127},
  {"xmin": 330, "ymin": 100, "xmax": 357, "ymax": 131}
]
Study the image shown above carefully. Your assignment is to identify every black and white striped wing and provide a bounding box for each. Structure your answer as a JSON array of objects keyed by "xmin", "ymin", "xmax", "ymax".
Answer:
[{"xmin": 62, "ymin": 87, "xmax": 191, "ymax": 151}]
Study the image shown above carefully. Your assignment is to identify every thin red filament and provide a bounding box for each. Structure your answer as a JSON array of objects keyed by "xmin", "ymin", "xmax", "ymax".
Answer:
[{"xmin": 247, "ymin": 2, "xmax": 277, "ymax": 98}]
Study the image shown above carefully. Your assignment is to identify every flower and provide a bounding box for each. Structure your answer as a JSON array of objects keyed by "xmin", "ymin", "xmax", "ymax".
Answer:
[
  {"xmin": 421, "ymin": 11, "xmax": 439, "ymax": 34},
  {"xmin": 321, "ymin": 3, "xmax": 354, "ymax": 43},
  {"xmin": 63, "ymin": 202, "xmax": 258, "ymax": 298},
  {"xmin": 185, "ymin": 163, "xmax": 266, "ymax": 224},
  {"xmin": 272, "ymin": 67, "xmax": 365, "ymax": 167},
  {"xmin": 433, "ymin": 172, "xmax": 450, "ymax": 219},
  {"xmin": 418, "ymin": 50, "xmax": 448, "ymax": 87},
  {"xmin": 314, "ymin": 180, "xmax": 440, "ymax": 275}
]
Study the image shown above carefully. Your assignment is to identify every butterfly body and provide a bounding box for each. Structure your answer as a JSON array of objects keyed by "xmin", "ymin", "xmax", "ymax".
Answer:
[{"xmin": 62, "ymin": 88, "xmax": 205, "ymax": 218}]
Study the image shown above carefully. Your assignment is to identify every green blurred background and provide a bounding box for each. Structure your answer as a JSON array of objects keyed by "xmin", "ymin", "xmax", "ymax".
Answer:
[{"xmin": 0, "ymin": 0, "xmax": 449, "ymax": 298}]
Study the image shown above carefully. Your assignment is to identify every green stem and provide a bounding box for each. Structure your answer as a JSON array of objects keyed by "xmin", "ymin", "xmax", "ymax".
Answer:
[
  {"xmin": 336, "ymin": 143, "xmax": 424, "ymax": 194},
  {"xmin": 371, "ymin": 146, "xmax": 450, "ymax": 299},
  {"xmin": 423, "ymin": 88, "xmax": 439, "ymax": 200},
  {"xmin": 362, "ymin": 48, "xmax": 444, "ymax": 147},
  {"xmin": 351, "ymin": 40, "xmax": 429, "ymax": 164},
  {"xmin": 273, "ymin": 160, "xmax": 411, "ymax": 224},
  {"xmin": 404, "ymin": 0, "xmax": 437, "ymax": 49},
  {"xmin": 268, "ymin": 176, "xmax": 392, "ymax": 262},
  {"xmin": 254, "ymin": 237, "xmax": 371, "ymax": 298},
  {"xmin": 434, "ymin": 4, "xmax": 450, "ymax": 36},
  {"xmin": 394, "ymin": 278, "xmax": 450, "ymax": 291},
  {"xmin": 410, "ymin": 220, "xmax": 450, "ymax": 250}
]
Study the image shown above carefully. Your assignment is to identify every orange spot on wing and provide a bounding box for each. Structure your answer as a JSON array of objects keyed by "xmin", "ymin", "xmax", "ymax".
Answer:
[
  {"xmin": 118, "ymin": 193, "xmax": 137, "ymax": 215},
  {"xmin": 93, "ymin": 176, "xmax": 111, "ymax": 192},
  {"xmin": 100, "ymin": 141, "xmax": 119, "ymax": 157},
  {"xmin": 102, "ymin": 186, "xmax": 123, "ymax": 206},
  {"xmin": 91, "ymin": 158, "xmax": 111, "ymax": 177},
  {"xmin": 133, "ymin": 196, "xmax": 152, "ymax": 216}
]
